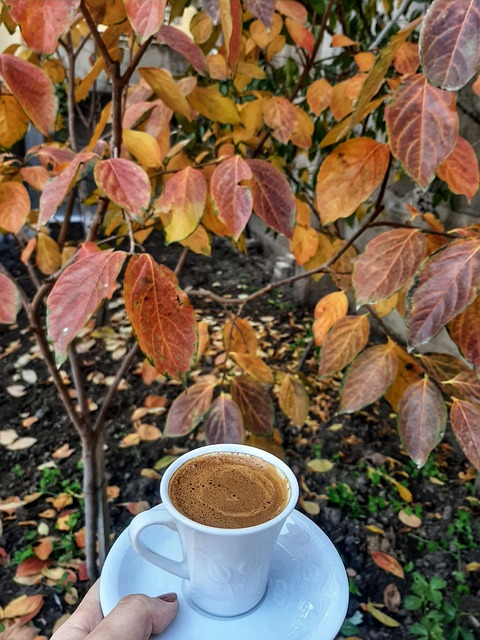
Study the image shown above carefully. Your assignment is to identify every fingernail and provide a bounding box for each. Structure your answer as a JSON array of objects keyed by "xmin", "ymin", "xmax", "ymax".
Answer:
[{"xmin": 157, "ymin": 592, "xmax": 177, "ymax": 603}]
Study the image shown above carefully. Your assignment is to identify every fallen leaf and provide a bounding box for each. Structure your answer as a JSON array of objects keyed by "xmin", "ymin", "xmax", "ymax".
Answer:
[
  {"xmin": 466, "ymin": 562, "xmax": 480, "ymax": 571},
  {"xmin": 136, "ymin": 423, "xmax": 162, "ymax": 441},
  {"xmin": 6, "ymin": 385, "xmax": 27, "ymax": 398},
  {"xmin": 307, "ymin": 459, "xmax": 334, "ymax": 473},
  {"xmin": 153, "ymin": 455, "xmax": 178, "ymax": 471},
  {"xmin": 0, "ymin": 430, "xmax": 19, "ymax": 446},
  {"xmin": 106, "ymin": 486, "xmax": 120, "ymax": 502},
  {"xmin": 383, "ymin": 583, "xmax": 401, "ymax": 612},
  {"xmin": 371, "ymin": 551, "xmax": 404, "ymax": 579},
  {"xmin": 7, "ymin": 437, "xmax": 37, "ymax": 451},
  {"xmin": 365, "ymin": 601, "xmax": 401, "ymax": 627},
  {"xmin": 398, "ymin": 510, "xmax": 422, "ymax": 528},
  {"xmin": 119, "ymin": 501, "xmax": 150, "ymax": 515},
  {"xmin": 51, "ymin": 444, "xmax": 75, "ymax": 459},
  {"xmin": 302, "ymin": 500, "xmax": 320, "ymax": 515},
  {"xmin": 140, "ymin": 468, "xmax": 161, "ymax": 479},
  {"xmin": 52, "ymin": 493, "xmax": 73, "ymax": 511},
  {"xmin": 74, "ymin": 528, "xmax": 86, "ymax": 549},
  {"xmin": 4, "ymin": 594, "xmax": 44, "ymax": 620}
]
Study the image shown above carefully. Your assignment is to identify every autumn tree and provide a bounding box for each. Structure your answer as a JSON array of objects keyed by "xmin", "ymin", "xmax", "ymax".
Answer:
[{"xmin": 1, "ymin": 0, "xmax": 480, "ymax": 578}]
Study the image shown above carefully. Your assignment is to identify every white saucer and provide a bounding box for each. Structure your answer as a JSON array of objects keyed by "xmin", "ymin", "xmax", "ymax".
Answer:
[{"xmin": 100, "ymin": 506, "xmax": 348, "ymax": 640}]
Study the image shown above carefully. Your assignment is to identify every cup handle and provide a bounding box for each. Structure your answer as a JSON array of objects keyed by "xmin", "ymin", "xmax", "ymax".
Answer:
[{"xmin": 129, "ymin": 505, "xmax": 189, "ymax": 580}]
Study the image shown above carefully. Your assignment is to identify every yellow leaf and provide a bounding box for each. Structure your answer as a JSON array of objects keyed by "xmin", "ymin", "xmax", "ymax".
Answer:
[
  {"xmin": 236, "ymin": 61, "xmax": 265, "ymax": 80},
  {"xmin": 304, "ymin": 231, "xmax": 336, "ymax": 281},
  {"xmin": 139, "ymin": 68, "xmax": 192, "ymax": 121},
  {"xmin": 36, "ymin": 232, "xmax": 61, "ymax": 275},
  {"xmin": 250, "ymin": 14, "xmax": 283, "ymax": 49},
  {"xmin": 230, "ymin": 353, "xmax": 274, "ymax": 385},
  {"xmin": 123, "ymin": 129, "xmax": 163, "ymax": 168},
  {"xmin": 188, "ymin": 84, "xmax": 241, "ymax": 125},
  {"xmin": 307, "ymin": 459, "xmax": 334, "ymax": 473},
  {"xmin": 365, "ymin": 524, "xmax": 385, "ymax": 534},
  {"xmin": 366, "ymin": 601, "xmax": 401, "ymax": 627},
  {"xmin": 385, "ymin": 475, "xmax": 412, "ymax": 502},
  {"xmin": 302, "ymin": 500, "xmax": 320, "ymax": 515},
  {"xmin": 466, "ymin": 562, "xmax": 480, "ymax": 571},
  {"xmin": 371, "ymin": 293, "xmax": 399, "ymax": 318},
  {"xmin": 295, "ymin": 198, "xmax": 311, "ymax": 226},
  {"xmin": 312, "ymin": 291, "xmax": 349, "ymax": 346},
  {"xmin": 207, "ymin": 53, "xmax": 229, "ymax": 80},
  {"xmin": 290, "ymin": 225, "xmax": 319, "ymax": 266},
  {"xmin": 278, "ymin": 374, "xmax": 310, "ymax": 426},
  {"xmin": 0, "ymin": 95, "xmax": 28, "ymax": 148},
  {"xmin": 180, "ymin": 224, "xmax": 211, "ymax": 256}
]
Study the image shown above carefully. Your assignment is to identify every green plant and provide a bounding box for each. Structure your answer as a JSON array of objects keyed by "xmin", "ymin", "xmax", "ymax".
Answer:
[
  {"xmin": 327, "ymin": 482, "xmax": 365, "ymax": 519},
  {"xmin": 10, "ymin": 463, "xmax": 23, "ymax": 479},
  {"xmin": 406, "ymin": 572, "xmax": 474, "ymax": 640}
]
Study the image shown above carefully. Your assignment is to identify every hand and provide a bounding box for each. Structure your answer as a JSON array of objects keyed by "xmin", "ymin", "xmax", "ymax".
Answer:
[{"xmin": 50, "ymin": 581, "xmax": 178, "ymax": 640}]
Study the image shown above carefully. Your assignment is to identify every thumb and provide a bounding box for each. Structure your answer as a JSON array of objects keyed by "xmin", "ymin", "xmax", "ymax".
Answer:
[{"xmin": 87, "ymin": 593, "xmax": 178, "ymax": 640}]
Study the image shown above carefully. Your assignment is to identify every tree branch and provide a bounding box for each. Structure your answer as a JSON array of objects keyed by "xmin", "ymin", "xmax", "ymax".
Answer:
[
  {"xmin": 80, "ymin": 0, "xmax": 114, "ymax": 68},
  {"xmin": 370, "ymin": 0, "xmax": 413, "ymax": 49}
]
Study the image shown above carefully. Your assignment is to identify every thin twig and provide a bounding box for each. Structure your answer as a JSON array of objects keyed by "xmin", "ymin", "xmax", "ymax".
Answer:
[
  {"xmin": 58, "ymin": 187, "xmax": 78, "ymax": 251},
  {"xmin": 80, "ymin": 0, "xmax": 114, "ymax": 68},
  {"xmin": 121, "ymin": 36, "xmax": 154, "ymax": 86},
  {"xmin": 86, "ymin": 198, "xmax": 109, "ymax": 243},
  {"xmin": 370, "ymin": 0, "xmax": 413, "ymax": 49},
  {"xmin": 174, "ymin": 247, "xmax": 189, "ymax": 276}
]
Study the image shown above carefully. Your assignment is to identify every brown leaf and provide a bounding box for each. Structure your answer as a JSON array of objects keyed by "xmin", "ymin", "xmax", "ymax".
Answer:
[
  {"xmin": 316, "ymin": 138, "xmax": 390, "ymax": 224},
  {"xmin": 51, "ymin": 444, "xmax": 75, "ymax": 460},
  {"xmin": 231, "ymin": 375, "xmax": 274, "ymax": 436},
  {"xmin": 384, "ymin": 346, "xmax": 423, "ymax": 411},
  {"xmin": 450, "ymin": 399, "xmax": 480, "ymax": 471},
  {"xmin": 223, "ymin": 317, "xmax": 258, "ymax": 354},
  {"xmin": 319, "ymin": 315, "xmax": 370, "ymax": 376},
  {"xmin": 393, "ymin": 42, "xmax": 420, "ymax": 75},
  {"xmin": 278, "ymin": 374, "xmax": 309, "ymax": 427},
  {"xmin": 383, "ymin": 583, "xmax": 402, "ymax": 612},
  {"xmin": 124, "ymin": 255, "xmax": 197, "ymax": 379},
  {"xmin": 397, "ymin": 377, "xmax": 447, "ymax": 468},
  {"xmin": 164, "ymin": 381, "xmax": 215, "ymax": 437},
  {"xmin": 385, "ymin": 74, "xmax": 458, "ymax": 188},
  {"xmin": 340, "ymin": 342, "xmax": 398, "ymax": 413},
  {"xmin": 204, "ymin": 393, "xmax": 244, "ymax": 444},
  {"xmin": 420, "ymin": 0, "xmax": 480, "ymax": 90},
  {"xmin": 136, "ymin": 424, "xmax": 162, "ymax": 442},
  {"xmin": 353, "ymin": 228, "xmax": 425, "ymax": 305},
  {"xmin": 371, "ymin": 551, "xmax": 405, "ymax": 579},
  {"xmin": 407, "ymin": 239, "xmax": 480, "ymax": 348}
]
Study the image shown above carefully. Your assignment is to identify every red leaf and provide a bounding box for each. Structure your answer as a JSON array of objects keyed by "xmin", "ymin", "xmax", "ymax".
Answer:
[
  {"xmin": 0, "ymin": 54, "xmax": 57, "ymax": 136},
  {"xmin": 124, "ymin": 255, "xmax": 197, "ymax": 378},
  {"xmin": 94, "ymin": 158, "xmax": 151, "ymax": 217},
  {"xmin": 398, "ymin": 377, "xmax": 446, "ymax": 468},
  {"xmin": 157, "ymin": 26, "xmax": 208, "ymax": 76},
  {"xmin": 247, "ymin": 159, "xmax": 295, "ymax": 239},
  {"xmin": 285, "ymin": 18, "xmax": 314, "ymax": 56},
  {"xmin": 385, "ymin": 74, "xmax": 458, "ymax": 188},
  {"xmin": 340, "ymin": 342, "xmax": 398, "ymax": 413},
  {"xmin": 244, "ymin": 0, "xmax": 275, "ymax": 28},
  {"xmin": 0, "ymin": 273, "xmax": 20, "ymax": 324},
  {"xmin": 164, "ymin": 381, "xmax": 215, "ymax": 437},
  {"xmin": 436, "ymin": 136, "xmax": 480, "ymax": 203},
  {"xmin": 0, "ymin": 182, "xmax": 30, "ymax": 234},
  {"xmin": 371, "ymin": 551, "xmax": 405, "ymax": 579},
  {"xmin": 38, "ymin": 152, "xmax": 95, "ymax": 227},
  {"xmin": 448, "ymin": 296, "xmax": 480, "ymax": 366},
  {"xmin": 7, "ymin": 0, "xmax": 80, "ymax": 54},
  {"xmin": 450, "ymin": 399, "xmax": 480, "ymax": 471},
  {"xmin": 210, "ymin": 156, "xmax": 252, "ymax": 240},
  {"xmin": 353, "ymin": 228, "xmax": 425, "ymax": 305},
  {"xmin": 125, "ymin": 0, "xmax": 166, "ymax": 42},
  {"xmin": 204, "ymin": 393, "xmax": 244, "ymax": 444},
  {"xmin": 231, "ymin": 375, "xmax": 274, "ymax": 436},
  {"xmin": 407, "ymin": 239, "xmax": 480, "ymax": 348},
  {"xmin": 15, "ymin": 557, "xmax": 50, "ymax": 578},
  {"xmin": 420, "ymin": 0, "xmax": 480, "ymax": 91},
  {"xmin": 47, "ymin": 250, "xmax": 127, "ymax": 365},
  {"xmin": 156, "ymin": 167, "xmax": 207, "ymax": 243}
]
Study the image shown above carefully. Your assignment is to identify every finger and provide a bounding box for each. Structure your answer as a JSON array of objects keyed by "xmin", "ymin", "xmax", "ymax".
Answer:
[
  {"xmin": 51, "ymin": 581, "xmax": 103, "ymax": 640},
  {"xmin": 86, "ymin": 593, "xmax": 179, "ymax": 640}
]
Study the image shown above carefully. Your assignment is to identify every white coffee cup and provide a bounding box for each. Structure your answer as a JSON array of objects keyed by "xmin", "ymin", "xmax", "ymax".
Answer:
[{"xmin": 129, "ymin": 443, "xmax": 299, "ymax": 617}]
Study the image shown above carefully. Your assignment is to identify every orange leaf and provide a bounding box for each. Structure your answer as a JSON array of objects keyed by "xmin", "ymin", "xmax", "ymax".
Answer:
[
  {"xmin": 316, "ymin": 138, "xmax": 390, "ymax": 224},
  {"xmin": 331, "ymin": 34, "xmax": 358, "ymax": 47},
  {"xmin": 0, "ymin": 182, "xmax": 30, "ymax": 234},
  {"xmin": 319, "ymin": 315, "xmax": 370, "ymax": 376},
  {"xmin": 371, "ymin": 551, "xmax": 404, "ymax": 579},
  {"xmin": 312, "ymin": 291, "xmax": 349, "ymax": 346},
  {"xmin": 285, "ymin": 18, "xmax": 314, "ymax": 55},
  {"xmin": 437, "ymin": 135, "xmax": 480, "ymax": 203},
  {"xmin": 354, "ymin": 52, "xmax": 376, "ymax": 72},
  {"xmin": 306, "ymin": 78, "xmax": 333, "ymax": 116},
  {"xmin": 124, "ymin": 255, "xmax": 197, "ymax": 379},
  {"xmin": 340, "ymin": 342, "xmax": 398, "ymax": 413},
  {"xmin": 230, "ymin": 353, "xmax": 274, "ymax": 385},
  {"xmin": 290, "ymin": 225, "xmax": 319, "ymax": 266},
  {"xmin": 0, "ymin": 95, "xmax": 29, "ymax": 148},
  {"xmin": 262, "ymin": 96, "xmax": 297, "ymax": 144},
  {"xmin": 393, "ymin": 42, "xmax": 420, "ymax": 75},
  {"xmin": 36, "ymin": 232, "xmax": 61, "ymax": 276},
  {"xmin": 4, "ymin": 595, "xmax": 44, "ymax": 620},
  {"xmin": 330, "ymin": 74, "xmax": 365, "ymax": 121},
  {"xmin": 278, "ymin": 374, "xmax": 309, "ymax": 427},
  {"xmin": 224, "ymin": 317, "xmax": 258, "ymax": 354},
  {"xmin": 34, "ymin": 538, "xmax": 54, "ymax": 561},
  {"xmin": 136, "ymin": 424, "xmax": 162, "ymax": 441}
]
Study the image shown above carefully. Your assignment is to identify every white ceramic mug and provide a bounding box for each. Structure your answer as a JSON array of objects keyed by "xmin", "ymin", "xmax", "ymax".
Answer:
[{"xmin": 129, "ymin": 444, "xmax": 299, "ymax": 617}]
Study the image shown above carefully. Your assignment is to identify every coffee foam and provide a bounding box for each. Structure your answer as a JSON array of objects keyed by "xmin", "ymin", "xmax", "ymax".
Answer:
[{"xmin": 168, "ymin": 453, "xmax": 289, "ymax": 528}]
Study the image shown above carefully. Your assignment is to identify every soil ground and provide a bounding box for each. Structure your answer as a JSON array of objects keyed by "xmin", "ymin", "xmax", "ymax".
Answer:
[{"xmin": 1, "ymin": 237, "xmax": 480, "ymax": 640}]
